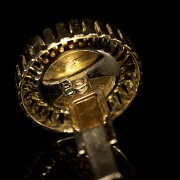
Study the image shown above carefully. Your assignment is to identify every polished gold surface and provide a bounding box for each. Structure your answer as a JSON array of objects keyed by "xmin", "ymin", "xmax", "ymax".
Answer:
[
  {"xmin": 43, "ymin": 50, "xmax": 102, "ymax": 84},
  {"xmin": 15, "ymin": 18, "xmax": 142, "ymax": 133},
  {"xmin": 68, "ymin": 89, "xmax": 109, "ymax": 131}
]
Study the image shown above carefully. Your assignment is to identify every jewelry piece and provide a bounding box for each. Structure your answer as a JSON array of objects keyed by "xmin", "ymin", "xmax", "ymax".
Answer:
[{"xmin": 15, "ymin": 18, "xmax": 142, "ymax": 179}]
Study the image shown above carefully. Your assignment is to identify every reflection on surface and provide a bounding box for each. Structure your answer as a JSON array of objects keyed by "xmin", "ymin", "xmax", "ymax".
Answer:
[
  {"xmin": 43, "ymin": 50, "xmax": 103, "ymax": 84},
  {"xmin": 24, "ymin": 137, "xmax": 136, "ymax": 180}
]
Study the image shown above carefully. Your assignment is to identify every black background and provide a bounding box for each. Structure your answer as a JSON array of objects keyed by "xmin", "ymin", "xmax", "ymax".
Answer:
[{"xmin": 1, "ymin": 2, "xmax": 176, "ymax": 180}]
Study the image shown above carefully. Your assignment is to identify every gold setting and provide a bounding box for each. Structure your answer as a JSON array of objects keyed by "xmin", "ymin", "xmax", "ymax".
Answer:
[
  {"xmin": 15, "ymin": 18, "xmax": 142, "ymax": 133},
  {"xmin": 68, "ymin": 88, "xmax": 109, "ymax": 132}
]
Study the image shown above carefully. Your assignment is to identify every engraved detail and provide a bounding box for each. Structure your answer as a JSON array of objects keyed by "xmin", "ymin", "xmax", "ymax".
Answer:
[
  {"xmin": 55, "ymin": 22, "xmax": 71, "ymax": 40},
  {"xmin": 16, "ymin": 18, "xmax": 142, "ymax": 133},
  {"xmin": 43, "ymin": 28, "xmax": 56, "ymax": 46},
  {"xmin": 31, "ymin": 35, "xmax": 45, "ymax": 54},
  {"xmin": 82, "ymin": 18, "xmax": 96, "ymax": 35},
  {"xmin": 106, "ymin": 23, "xmax": 120, "ymax": 40},
  {"xmin": 69, "ymin": 19, "xmax": 83, "ymax": 36},
  {"xmin": 94, "ymin": 20, "xmax": 107, "ymax": 36}
]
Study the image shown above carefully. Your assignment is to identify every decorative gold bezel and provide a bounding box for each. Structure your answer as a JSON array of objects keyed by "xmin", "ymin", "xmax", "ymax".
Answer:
[{"xmin": 15, "ymin": 18, "xmax": 142, "ymax": 133}]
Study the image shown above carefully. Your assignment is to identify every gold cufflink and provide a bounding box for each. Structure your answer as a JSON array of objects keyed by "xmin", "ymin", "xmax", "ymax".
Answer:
[{"xmin": 15, "ymin": 18, "xmax": 142, "ymax": 180}]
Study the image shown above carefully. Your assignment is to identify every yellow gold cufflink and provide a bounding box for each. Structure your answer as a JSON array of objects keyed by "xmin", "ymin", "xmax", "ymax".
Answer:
[{"xmin": 16, "ymin": 18, "xmax": 142, "ymax": 180}]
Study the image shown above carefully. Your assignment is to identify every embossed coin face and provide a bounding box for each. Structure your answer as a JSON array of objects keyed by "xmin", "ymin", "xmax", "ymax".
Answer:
[
  {"xmin": 15, "ymin": 19, "xmax": 142, "ymax": 133},
  {"xmin": 24, "ymin": 137, "xmax": 136, "ymax": 180},
  {"xmin": 42, "ymin": 49, "xmax": 116, "ymax": 97},
  {"xmin": 43, "ymin": 50, "xmax": 102, "ymax": 83}
]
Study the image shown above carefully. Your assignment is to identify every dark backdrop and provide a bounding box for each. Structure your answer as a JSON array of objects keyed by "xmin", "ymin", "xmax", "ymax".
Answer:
[{"xmin": 1, "ymin": 2, "xmax": 175, "ymax": 180}]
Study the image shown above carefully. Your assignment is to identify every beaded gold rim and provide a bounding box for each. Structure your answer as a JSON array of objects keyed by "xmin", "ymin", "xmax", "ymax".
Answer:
[{"xmin": 15, "ymin": 18, "xmax": 142, "ymax": 133}]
